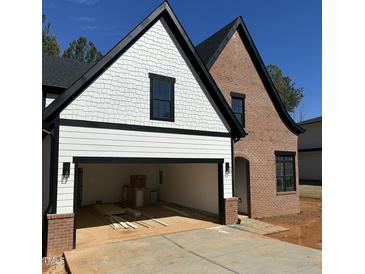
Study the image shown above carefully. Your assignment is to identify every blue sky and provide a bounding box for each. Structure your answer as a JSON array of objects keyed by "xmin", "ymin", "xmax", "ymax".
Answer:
[{"xmin": 43, "ymin": 0, "xmax": 321, "ymax": 121}]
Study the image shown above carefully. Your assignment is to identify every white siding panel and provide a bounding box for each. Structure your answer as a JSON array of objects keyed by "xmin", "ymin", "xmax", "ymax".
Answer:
[
  {"xmin": 56, "ymin": 125, "xmax": 233, "ymax": 213},
  {"xmin": 60, "ymin": 20, "xmax": 229, "ymax": 133},
  {"xmin": 45, "ymin": 98, "xmax": 54, "ymax": 107}
]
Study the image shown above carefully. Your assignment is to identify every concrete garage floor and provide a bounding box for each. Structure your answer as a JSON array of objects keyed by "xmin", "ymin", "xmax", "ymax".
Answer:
[
  {"xmin": 65, "ymin": 226, "xmax": 321, "ymax": 274},
  {"xmin": 76, "ymin": 204, "xmax": 219, "ymax": 249}
]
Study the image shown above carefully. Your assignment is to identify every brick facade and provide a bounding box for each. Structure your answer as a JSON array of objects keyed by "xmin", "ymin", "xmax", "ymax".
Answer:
[
  {"xmin": 210, "ymin": 31, "xmax": 300, "ymax": 218},
  {"xmin": 224, "ymin": 197, "xmax": 239, "ymax": 224},
  {"xmin": 46, "ymin": 213, "xmax": 74, "ymax": 257}
]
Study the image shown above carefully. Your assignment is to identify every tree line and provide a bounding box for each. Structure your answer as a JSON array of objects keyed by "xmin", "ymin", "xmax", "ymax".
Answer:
[
  {"xmin": 42, "ymin": 15, "xmax": 304, "ymax": 116},
  {"xmin": 42, "ymin": 15, "xmax": 102, "ymax": 64}
]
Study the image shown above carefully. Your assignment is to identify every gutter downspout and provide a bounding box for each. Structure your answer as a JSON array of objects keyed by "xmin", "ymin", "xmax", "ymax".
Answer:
[{"xmin": 42, "ymin": 127, "xmax": 54, "ymax": 256}]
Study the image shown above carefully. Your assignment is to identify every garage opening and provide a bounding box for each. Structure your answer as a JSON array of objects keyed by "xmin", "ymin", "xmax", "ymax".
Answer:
[{"xmin": 73, "ymin": 158, "xmax": 223, "ymax": 249}]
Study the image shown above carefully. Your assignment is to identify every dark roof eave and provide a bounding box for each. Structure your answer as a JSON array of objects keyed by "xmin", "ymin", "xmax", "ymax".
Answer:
[{"xmin": 42, "ymin": 85, "xmax": 67, "ymax": 94}]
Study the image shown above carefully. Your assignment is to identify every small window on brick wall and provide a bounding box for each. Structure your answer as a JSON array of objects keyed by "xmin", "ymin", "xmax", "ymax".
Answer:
[
  {"xmin": 149, "ymin": 73, "xmax": 175, "ymax": 122},
  {"xmin": 230, "ymin": 92, "xmax": 245, "ymax": 128},
  {"xmin": 275, "ymin": 151, "xmax": 296, "ymax": 192}
]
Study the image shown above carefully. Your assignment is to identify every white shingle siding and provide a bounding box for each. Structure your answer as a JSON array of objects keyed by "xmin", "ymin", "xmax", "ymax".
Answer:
[
  {"xmin": 61, "ymin": 20, "xmax": 228, "ymax": 133},
  {"xmin": 56, "ymin": 126, "xmax": 232, "ymax": 213},
  {"xmin": 56, "ymin": 20, "xmax": 233, "ymax": 214},
  {"xmin": 45, "ymin": 98, "xmax": 54, "ymax": 107}
]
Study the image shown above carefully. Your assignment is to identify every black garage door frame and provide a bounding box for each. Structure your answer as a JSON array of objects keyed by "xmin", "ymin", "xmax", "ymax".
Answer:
[{"xmin": 72, "ymin": 157, "xmax": 225, "ymax": 248}]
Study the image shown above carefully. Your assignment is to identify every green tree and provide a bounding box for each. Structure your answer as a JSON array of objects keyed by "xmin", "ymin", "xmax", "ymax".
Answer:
[
  {"xmin": 266, "ymin": 64, "xmax": 304, "ymax": 114},
  {"xmin": 63, "ymin": 36, "xmax": 103, "ymax": 63},
  {"xmin": 42, "ymin": 15, "xmax": 61, "ymax": 56}
]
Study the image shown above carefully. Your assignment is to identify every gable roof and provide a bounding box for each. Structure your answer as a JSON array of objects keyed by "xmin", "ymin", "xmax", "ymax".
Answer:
[
  {"xmin": 42, "ymin": 1, "xmax": 246, "ymax": 139},
  {"xmin": 43, "ymin": 55, "xmax": 92, "ymax": 90},
  {"xmin": 195, "ymin": 17, "xmax": 304, "ymax": 135},
  {"xmin": 298, "ymin": 116, "xmax": 322, "ymax": 126},
  {"xmin": 195, "ymin": 19, "xmax": 237, "ymax": 69}
]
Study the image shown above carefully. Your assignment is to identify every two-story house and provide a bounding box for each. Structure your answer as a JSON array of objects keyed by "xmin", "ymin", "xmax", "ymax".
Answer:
[{"xmin": 42, "ymin": 1, "xmax": 303, "ymax": 256}]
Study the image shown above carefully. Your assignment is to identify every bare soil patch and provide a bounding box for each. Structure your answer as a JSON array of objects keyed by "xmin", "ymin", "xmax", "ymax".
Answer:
[
  {"xmin": 42, "ymin": 261, "xmax": 67, "ymax": 274},
  {"xmin": 260, "ymin": 197, "xmax": 322, "ymax": 250}
]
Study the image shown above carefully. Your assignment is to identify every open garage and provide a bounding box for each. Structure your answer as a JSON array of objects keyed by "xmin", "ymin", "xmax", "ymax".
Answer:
[{"xmin": 73, "ymin": 158, "xmax": 224, "ymax": 249}]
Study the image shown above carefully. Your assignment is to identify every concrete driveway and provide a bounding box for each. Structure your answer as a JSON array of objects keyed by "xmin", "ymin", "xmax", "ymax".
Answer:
[{"xmin": 65, "ymin": 225, "xmax": 321, "ymax": 274}]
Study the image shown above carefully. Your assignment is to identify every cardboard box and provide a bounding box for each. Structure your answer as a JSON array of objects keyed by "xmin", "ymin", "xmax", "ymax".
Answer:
[
  {"xmin": 125, "ymin": 186, "xmax": 151, "ymax": 208},
  {"xmin": 130, "ymin": 175, "xmax": 146, "ymax": 188}
]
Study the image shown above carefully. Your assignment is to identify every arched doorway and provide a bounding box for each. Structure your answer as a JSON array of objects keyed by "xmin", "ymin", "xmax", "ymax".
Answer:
[{"xmin": 234, "ymin": 157, "xmax": 250, "ymax": 216}]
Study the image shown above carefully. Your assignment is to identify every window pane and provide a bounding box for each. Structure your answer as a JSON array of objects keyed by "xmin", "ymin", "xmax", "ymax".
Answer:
[
  {"xmin": 285, "ymin": 161, "xmax": 294, "ymax": 176},
  {"xmin": 285, "ymin": 176, "xmax": 295, "ymax": 191},
  {"xmin": 276, "ymin": 162, "xmax": 284, "ymax": 176},
  {"xmin": 277, "ymin": 177, "xmax": 284, "ymax": 192},
  {"xmin": 285, "ymin": 156, "xmax": 293, "ymax": 162},
  {"xmin": 153, "ymin": 100, "xmax": 171, "ymax": 119},
  {"xmin": 276, "ymin": 155, "xmax": 284, "ymax": 161},
  {"xmin": 153, "ymin": 80, "xmax": 160, "ymax": 98},
  {"xmin": 159, "ymin": 81, "xmax": 171, "ymax": 100},
  {"xmin": 232, "ymin": 98, "xmax": 243, "ymax": 114},
  {"xmin": 276, "ymin": 153, "xmax": 295, "ymax": 192},
  {"xmin": 234, "ymin": 113, "xmax": 242, "ymax": 124},
  {"xmin": 153, "ymin": 80, "xmax": 171, "ymax": 100}
]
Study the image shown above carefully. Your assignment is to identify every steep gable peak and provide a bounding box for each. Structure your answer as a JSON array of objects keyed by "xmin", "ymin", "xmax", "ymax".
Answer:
[{"xmin": 195, "ymin": 16, "xmax": 304, "ymax": 135}]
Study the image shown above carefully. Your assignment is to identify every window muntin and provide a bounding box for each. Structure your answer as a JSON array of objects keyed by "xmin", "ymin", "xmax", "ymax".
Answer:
[
  {"xmin": 149, "ymin": 73, "xmax": 175, "ymax": 122},
  {"xmin": 275, "ymin": 152, "xmax": 296, "ymax": 192}
]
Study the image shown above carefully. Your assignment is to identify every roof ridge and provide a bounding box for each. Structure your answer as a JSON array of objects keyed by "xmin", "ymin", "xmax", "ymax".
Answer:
[
  {"xmin": 195, "ymin": 17, "xmax": 240, "ymax": 69},
  {"xmin": 195, "ymin": 17, "xmax": 238, "ymax": 48}
]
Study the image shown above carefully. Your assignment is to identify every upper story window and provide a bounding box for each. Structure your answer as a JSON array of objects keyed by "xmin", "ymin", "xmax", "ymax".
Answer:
[
  {"xmin": 275, "ymin": 151, "xmax": 296, "ymax": 192},
  {"xmin": 230, "ymin": 92, "xmax": 245, "ymax": 127},
  {"xmin": 149, "ymin": 73, "xmax": 175, "ymax": 122}
]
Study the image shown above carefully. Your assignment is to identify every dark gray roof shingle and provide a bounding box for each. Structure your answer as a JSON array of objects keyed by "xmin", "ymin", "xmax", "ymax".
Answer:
[
  {"xmin": 195, "ymin": 18, "xmax": 237, "ymax": 68},
  {"xmin": 42, "ymin": 54, "xmax": 93, "ymax": 89}
]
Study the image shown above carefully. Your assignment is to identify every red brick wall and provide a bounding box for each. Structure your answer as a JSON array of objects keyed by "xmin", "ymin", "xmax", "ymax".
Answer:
[
  {"xmin": 46, "ymin": 213, "xmax": 74, "ymax": 257},
  {"xmin": 224, "ymin": 197, "xmax": 239, "ymax": 224},
  {"xmin": 210, "ymin": 31, "xmax": 300, "ymax": 218}
]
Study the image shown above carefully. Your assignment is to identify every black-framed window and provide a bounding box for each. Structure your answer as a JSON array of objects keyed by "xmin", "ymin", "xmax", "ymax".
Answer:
[
  {"xmin": 149, "ymin": 73, "xmax": 175, "ymax": 122},
  {"xmin": 230, "ymin": 92, "xmax": 245, "ymax": 127},
  {"xmin": 275, "ymin": 151, "xmax": 296, "ymax": 192}
]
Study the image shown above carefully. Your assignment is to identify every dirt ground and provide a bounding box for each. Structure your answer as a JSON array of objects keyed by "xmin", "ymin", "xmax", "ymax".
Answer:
[
  {"xmin": 42, "ymin": 261, "xmax": 67, "ymax": 274},
  {"xmin": 260, "ymin": 197, "xmax": 322, "ymax": 250}
]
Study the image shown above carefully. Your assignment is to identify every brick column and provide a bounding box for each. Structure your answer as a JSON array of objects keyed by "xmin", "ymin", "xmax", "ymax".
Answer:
[
  {"xmin": 46, "ymin": 213, "xmax": 74, "ymax": 257},
  {"xmin": 224, "ymin": 197, "xmax": 239, "ymax": 225}
]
